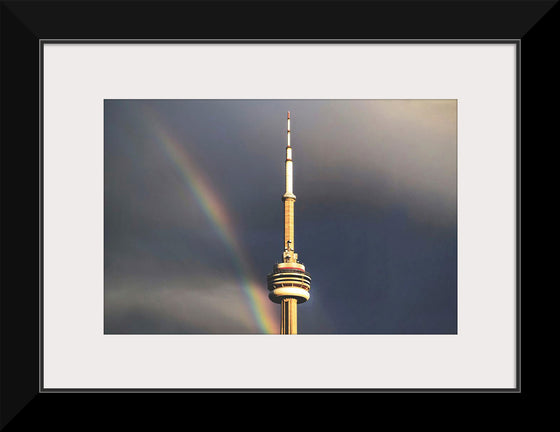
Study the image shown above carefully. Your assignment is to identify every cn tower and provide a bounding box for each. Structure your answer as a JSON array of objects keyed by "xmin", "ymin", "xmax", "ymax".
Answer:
[{"xmin": 267, "ymin": 112, "xmax": 311, "ymax": 334}]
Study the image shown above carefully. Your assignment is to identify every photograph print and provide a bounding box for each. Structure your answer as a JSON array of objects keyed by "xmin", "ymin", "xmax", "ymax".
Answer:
[{"xmin": 104, "ymin": 99, "xmax": 457, "ymax": 335}]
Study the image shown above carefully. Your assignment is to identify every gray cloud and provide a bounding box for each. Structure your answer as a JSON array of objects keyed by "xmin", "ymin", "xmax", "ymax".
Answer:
[{"xmin": 105, "ymin": 274, "xmax": 264, "ymax": 334}]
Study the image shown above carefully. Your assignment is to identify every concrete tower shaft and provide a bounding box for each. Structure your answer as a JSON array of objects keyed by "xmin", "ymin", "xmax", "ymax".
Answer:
[
  {"xmin": 267, "ymin": 111, "xmax": 311, "ymax": 334},
  {"xmin": 284, "ymin": 198, "xmax": 295, "ymax": 261}
]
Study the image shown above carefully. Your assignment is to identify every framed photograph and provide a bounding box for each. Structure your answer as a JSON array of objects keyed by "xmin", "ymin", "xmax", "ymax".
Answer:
[{"xmin": 1, "ymin": 0, "xmax": 553, "ymax": 425}]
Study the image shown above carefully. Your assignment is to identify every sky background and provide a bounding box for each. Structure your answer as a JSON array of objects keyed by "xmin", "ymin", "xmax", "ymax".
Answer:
[{"xmin": 104, "ymin": 99, "xmax": 457, "ymax": 335}]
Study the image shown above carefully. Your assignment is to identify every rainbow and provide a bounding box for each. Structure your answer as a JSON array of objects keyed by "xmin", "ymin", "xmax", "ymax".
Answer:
[{"xmin": 138, "ymin": 107, "xmax": 278, "ymax": 334}]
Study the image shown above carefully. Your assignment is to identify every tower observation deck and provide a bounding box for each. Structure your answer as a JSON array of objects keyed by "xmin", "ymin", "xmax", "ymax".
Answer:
[{"xmin": 267, "ymin": 112, "xmax": 311, "ymax": 334}]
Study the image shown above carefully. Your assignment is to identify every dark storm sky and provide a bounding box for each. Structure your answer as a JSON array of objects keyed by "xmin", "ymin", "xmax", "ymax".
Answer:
[{"xmin": 104, "ymin": 99, "xmax": 457, "ymax": 334}]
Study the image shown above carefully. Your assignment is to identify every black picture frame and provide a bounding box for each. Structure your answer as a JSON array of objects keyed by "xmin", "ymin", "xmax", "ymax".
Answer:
[{"xmin": 1, "ymin": 0, "xmax": 554, "ymax": 427}]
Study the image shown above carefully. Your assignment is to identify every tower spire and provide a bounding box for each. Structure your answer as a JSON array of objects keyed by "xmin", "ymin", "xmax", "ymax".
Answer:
[
  {"xmin": 267, "ymin": 111, "xmax": 311, "ymax": 334},
  {"xmin": 283, "ymin": 111, "xmax": 296, "ymax": 262}
]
